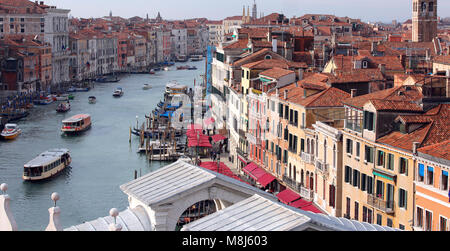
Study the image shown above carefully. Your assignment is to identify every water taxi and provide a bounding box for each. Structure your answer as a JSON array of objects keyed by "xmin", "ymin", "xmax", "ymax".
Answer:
[
  {"xmin": 190, "ymin": 55, "xmax": 203, "ymax": 61},
  {"xmin": 23, "ymin": 149, "xmax": 71, "ymax": 181},
  {"xmin": 113, "ymin": 87, "xmax": 124, "ymax": 97},
  {"xmin": 33, "ymin": 97, "xmax": 54, "ymax": 105},
  {"xmin": 61, "ymin": 114, "xmax": 91, "ymax": 134},
  {"xmin": 143, "ymin": 84, "xmax": 152, "ymax": 90},
  {"xmin": 56, "ymin": 102, "xmax": 71, "ymax": 113},
  {"xmin": 89, "ymin": 96, "xmax": 97, "ymax": 104},
  {"xmin": 1, "ymin": 123, "xmax": 21, "ymax": 140}
]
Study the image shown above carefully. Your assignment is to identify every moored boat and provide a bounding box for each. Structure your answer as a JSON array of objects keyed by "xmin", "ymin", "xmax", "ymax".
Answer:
[
  {"xmin": 1, "ymin": 123, "xmax": 21, "ymax": 140},
  {"xmin": 113, "ymin": 87, "xmax": 124, "ymax": 97},
  {"xmin": 61, "ymin": 114, "xmax": 91, "ymax": 135},
  {"xmin": 88, "ymin": 96, "xmax": 97, "ymax": 104},
  {"xmin": 23, "ymin": 149, "xmax": 71, "ymax": 181},
  {"xmin": 163, "ymin": 66, "xmax": 169, "ymax": 71},
  {"xmin": 33, "ymin": 97, "xmax": 54, "ymax": 105},
  {"xmin": 53, "ymin": 94, "xmax": 69, "ymax": 101},
  {"xmin": 149, "ymin": 70, "xmax": 156, "ymax": 75},
  {"xmin": 56, "ymin": 102, "xmax": 71, "ymax": 113},
  {"xmin": 187, "ymin": 66, "xmax": 197, "ymax": 70}
]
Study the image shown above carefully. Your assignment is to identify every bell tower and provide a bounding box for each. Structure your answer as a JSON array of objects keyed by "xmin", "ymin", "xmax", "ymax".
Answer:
[{"xmin": 412, "ymin": 0, "xmax": 437, "ymax": 42}]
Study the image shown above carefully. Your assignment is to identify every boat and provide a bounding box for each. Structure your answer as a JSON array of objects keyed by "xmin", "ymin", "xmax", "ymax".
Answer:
[
  {"xmin": 53, "ymin": 94, "xmax": 69, "ymax": 101},
  {"xmin": 88, "ymin": 96, "xmax": 97, "ymax": 104},
  {"xmin": 149, "ymin": 70, "xmax": 155, "ymax": 75},
  {"xmin": 67, "ymin": 87, "xmax": 90, "ymax": 92},
  {"xmin": 187, "ymin": 66, "xmax": 197, "ymax": 70},
  {"xmin": 0, "ymin": 109, "xmax": 30, "ymax": 122},
  {"xmin": 23, "ymin": 149, "xmax": 71, "ymax": 181},
  {"xmin": 190, "ymin": 55, "xmax": 203, "ymax": 61},
  {"xmin": 165, "ymin": 82, "xmax": 188, "ymax": 96},
  {"xmin": 153, "ymin": 67, "xmax": 161, "ymax": 72},
  {"xmin": 176, "ymin": 55, "xmax": 188, "ymax": 62},
  {"xmin": 177, "ymin": 65, "xmax": 189, "ymax": 70},
  {"xmin": 113, "ymin": 87, "xmax": 124, "ymax": 97},
  {"xmin": 33, "ymin": 97, "xmax": 54, "ymax": 105},
  {"xmin": 96, "ymin": 75, "xmax": 120, "ymax": 83},
  {"xmin": 61, "ymin": 114, "xmax": 92, "ymax": 135},
  {"xmin": 1, "ymin": 123, "xmax": 21, "ymax": 140},
  {"xmin": 143, "ymin": 84, "xmax": 152, "ymax": 90},
  {"xmin": 56, "ymin": 102, "xmax": 71, "ymax": 113},
  {"xmin": 68, "ymin": 94, "xmax": 75, "ymax": 100},
  {"xmin": 163, "ymin": 66, "xmax": 169, "ymax": 71}
]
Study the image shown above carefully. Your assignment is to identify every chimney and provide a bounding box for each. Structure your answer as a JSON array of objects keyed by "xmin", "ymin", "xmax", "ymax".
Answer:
[
  {"xmin": 351, "ymin": 89, "xmax": 357, "ymax": 98},
  {"xmin": 298, "ymin": 68, "xmax": 304, "ymax": 81},
  {"xmin": 284, "ymin": 90, "xmax": 288, "ymax": 99},
  {"xmin": 371, "ymin": 41, "xmax": 377, "ymax": 55},
  {"xmin": 412, "ymin": 142, "xmax": 420, "ymax": 155},
  {"xmin": 272, "ymin": 38, "xmax": 277, "ymax": 53}
]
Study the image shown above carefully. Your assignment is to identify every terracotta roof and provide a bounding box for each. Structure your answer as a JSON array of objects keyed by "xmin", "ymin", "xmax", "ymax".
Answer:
[
  {"xmin": 275, "ymin": 84, "xmax": 350, "ymax": 108},
  {"xmin": 418, "ymin": 140, "xmax": 450, "ymax": 161},
  {"xmin": 328, "ymin": 69, "xmax": 385, "ymax": 84},
  {"xmin": 259, "ymin": 67, "xmax": 295, "ymax": 79},
  {"xmin": 343, "ymin": 85, "xmax": 424, "ymax": 109},
  {"xmin": 242, "ymin": 59, "xmax": 290, "ymax": 70},
  {"xmin": 434, "ymin": 55, "xmax": 450, "ymax": 65},
  {"xmin": 0, "ymin": 0, "xmax": 46, "ymax": 14},
  {"xmin": 378, "ymin": 104, "xmax": 450, "ymax": 151},
  {"xmin": 223, "ymin": 38, "xmax": 248, "ymax": 49},
  {"xmin": 369, "ymin": 100, "xmax": 423, "ymax": 112}
]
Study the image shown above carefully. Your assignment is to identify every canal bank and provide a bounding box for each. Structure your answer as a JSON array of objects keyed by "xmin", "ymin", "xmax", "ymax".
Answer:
[{"xmin": 0, "ymin": 60, "xmax": 205, "ymax": 230}]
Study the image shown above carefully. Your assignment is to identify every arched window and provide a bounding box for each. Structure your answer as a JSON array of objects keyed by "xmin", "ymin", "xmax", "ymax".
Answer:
[
  {"xmin": 289, "ymin": 164, "xmax": 292, "ymax": 178},
  {"xmin": 311, "ymin": 139, "xmax": 315, "ymax": 156},
  {"xmin": 293, "ymin": 166, "xmax": 297, "ymax": 181},
  {"xmin": 333, "ymin": 144, "xmax": 337, "ymax": 168},
  {"xmin": 421, "ymin": 2, "xmax": 427, "ymax": 13},
  {"xmin": 324, "ymin": 140, "xmax": 327, "ymax": 163},
  {"xmin": 265, "ymin": 55, "xmax": 272, "ymax": 60},
  {"xmin": 301, "ymin": 169, "xmax": 304, "ymax": 186}
]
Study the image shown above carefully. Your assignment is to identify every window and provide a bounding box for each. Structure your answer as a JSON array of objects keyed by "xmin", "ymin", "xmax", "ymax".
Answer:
[
  {"xmin": 377, "ymin": 214, "xmax": 382, "ymax": 225},
  {"xmin": 376, "ymin": 180, "xmax": 384, "ymax": 199},
  {"xmin": 367, "ymin": 209, "xmax": 373, "ymax": 224},
  {"xmin": 364, "ymin": 111, "xmax": 375, "ymax": 131},
  {"xmin": 440, "ymin": 216, "xmax": 447, "ymax": 231},
  {"xmin": 353, "ymin": 169, "xmax": 360, "ymax": 188},
  {"xmin": 418, "ymin": 164, "xmax": 425, "ymax": 182},
  {"xmin": 361, "ymin": 173, "xmax": 367, "ymax": 191},
  {"xmin": 354, "ymin": 202, "xmax": 359, "ymax": 221},
  {"xmin": 387, "ymin": 154, "xmax": 394, "ymax": 171},
  {"xmin": 427, "ymin": 166, "xmax": 434, "ymax": 185},
  {"xmin": 377, "ymin": 150, "xmax": 385, "ymax": 167},
  {"xmin": 365, "ymin": 146, "xmax": 374, "ymax": 163},
  {"xmin": 441, "ymin": 170, "xmax": 448, "ymax": 191},
  {"xmin": 399, "ymin": 188, "xmax": 407, "ymax": 209},
  {"xmin": 362, "ymin": 61, "xmax": 368, "ymax": 69},
  {"xmin": 399, "ymin": 224, "xmax": 405, "ymax": 230},
  {"xmin": 329, "ymin": 185, "xmax": 336, "ymax": 208},
  {"xmin": 399, "ymin": 157, "xmax": 408, "ymax": 175},
  {"xmin": 356, "ymin": 142, "xmax": 360, "ymax": 158},
  {"xmin": 387, "ymin": 218, "xmax": 393, "ymax": 228},
  {"xmin": 345, "ymin": 166, "xmax": 352, "ymax": 184},
  {"xmin": 425, "ymin": 210, "xmax": 433, "ymax": 231},
  {"xmin": 345, "ymin": 197, "xmax": 351, "ymax": 218},
  {"xmin": 362, "ymin": 206, "xmax": 368, "ymax": 222},
  {"xmin": 367, "ymin": 176, "xmax": 373, "ymax": 194},
  {"xmin": 346, "ymin": 139, "xmax": 353, "ymax": 155},
  {"xmin": 416, "ymin": 207, "xmax": 424, "ymax": 228}
]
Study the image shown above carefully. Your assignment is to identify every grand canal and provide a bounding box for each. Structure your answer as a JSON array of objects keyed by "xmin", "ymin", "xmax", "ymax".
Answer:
[{"xmin": 0, "ymin": 60, "xmax": 205, "ymax": 230}]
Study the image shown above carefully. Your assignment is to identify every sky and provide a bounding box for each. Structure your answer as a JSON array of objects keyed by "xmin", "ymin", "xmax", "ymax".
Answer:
[{"xmin": 43, "ymin": 0, "xmax": 450, "ymax": 23}]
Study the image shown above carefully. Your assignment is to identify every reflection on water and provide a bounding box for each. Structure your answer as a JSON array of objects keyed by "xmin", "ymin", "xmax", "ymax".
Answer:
[{"xmin": 0, "ymin": 60, "xmax": 204, "ymax": 230}]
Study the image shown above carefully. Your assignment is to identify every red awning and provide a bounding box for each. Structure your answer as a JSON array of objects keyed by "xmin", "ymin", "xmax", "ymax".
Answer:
[
  {"xmin": 276, "ymin": 189, "xmax": 301, "ymax": 204},
  {"xmin": 257, "ymin": 173, "xmax": 276, "ymax": 187},
  {"xmin": 290, "ymin": 199, "xmax": 323, "ymax": 214},
  {"xmin": 186, "ymin": 129, "xmax": 204, "ymax": 137},
  {"xmin": 211, "ymin": 134, "xmax": 227, "ymax": 143},
  {"xmin": 188, "ymin": 135, "xmax": 212, "ymax": 148},
  {"xmin": 199, "ymin": 162, "xmax": 250, "ymax": 185},
  {"xmin": 243, "ymin": 162, "xmax": 258, "ymax": 176}
]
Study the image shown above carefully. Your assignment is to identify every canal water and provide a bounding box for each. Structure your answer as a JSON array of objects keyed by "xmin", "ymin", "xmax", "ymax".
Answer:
[{"xmin": 0, "ymin": 60, "xmax": 206, "ymax": 230}]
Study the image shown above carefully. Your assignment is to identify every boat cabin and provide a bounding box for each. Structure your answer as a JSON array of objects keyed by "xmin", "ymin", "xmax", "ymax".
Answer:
[
  {"xmin": 23, "ymin": 149, "xmax": 71, "ymax": 181},
  {"xmin": 62, "ymin": 114, "xmax": 91, "ymax": 133}
]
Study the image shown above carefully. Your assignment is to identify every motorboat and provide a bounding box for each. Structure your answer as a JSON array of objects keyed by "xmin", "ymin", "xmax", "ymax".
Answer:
[
  {"xmin": 190, "ymin": 55, "xmax": 203, "ymax": 61},
  {"xmin": 165, "ymin": 81, "xmax": 188, "ymax": 96},
  {"xmin": 61, "ymin": 114, "xmax": 91, "ymax": 135},
  {"xmin": 68, "ymin": 94, "xmax": 75, "ymax": 100},
  {"xmin": 53, "ymin": 94, "xmax": 69, "ymax": 101},
  {"xmin": 149, "ymin": 70, "xmax": 155, "ymax": 75},
  {"xmin": 1, "ymin": 123, "xmax": 21, "ymax": 140},
  {"xmin": 96, "ymin": 75, "xmax": 120, "ymax": 83},
  {"xmin": 23, "ymin": 149, "xmax": 71, "ymax": 181},
  {"xmin": 163, "ymin": 67, "xmax": 170, "ymax": 71},
  {"xmin": 113, "ymin": 87, "xmax": 124, "ymax": 97},
  {"xmin": 67, "ymin": 87, "xmax": 90, "ymax": 92},
  {"xmin": 89, "ymin": 96, "xmax": 97, "ymax": 104},
  {"xmin": 33, "ymin": 96, "xmax": 54, "ymax": 105},
  {"xmin": 143, "ymin": 84, "xmax": 152, "ymax": 90},
  {"xmin": 187, "ymin": 66, "xmax": 197, "ymax": 70},
  {"xmin": 56, "ymin": 102, "xmax": 71, "ymax": 113}
]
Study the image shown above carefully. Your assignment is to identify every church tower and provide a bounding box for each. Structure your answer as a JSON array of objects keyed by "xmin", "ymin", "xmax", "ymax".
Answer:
[
  {"xmin": 252, "ymin": 0, "xmax": 257, "ymax": 20},
  {"xmin": 412, "ymin": 0, "xmax": 437, "ymax": 42}
]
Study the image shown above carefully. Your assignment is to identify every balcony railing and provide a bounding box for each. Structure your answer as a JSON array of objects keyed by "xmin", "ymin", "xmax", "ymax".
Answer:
[
  {"xmin": 367, "ymin": 194, "xmax": 395, "ymax": 214},
  {"xmin": 300, "ymin": 152, "xmax": 315, "ymax": 165},
  {"xmin": 315, "ymin": 159, "xmax": 329, "ymax": 174},
  {"xmin": 236, "ymin": 148, "xmax": 248, "ymax": 158},
  {"xmin": 283, "ymin": 175, "xmax": 302, "ymax": 193},
  {"xmin": 345, "ymin": 120, "xmax": 362, "ymax": 133},
  {"xmin": 300, "ymin": 186, "xmax": 314, "ymax": 201}
]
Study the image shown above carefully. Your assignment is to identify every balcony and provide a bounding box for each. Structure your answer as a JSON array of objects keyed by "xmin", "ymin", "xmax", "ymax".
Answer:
[
  {"xmin": 315, "ymin": 159, "xmax": 329, "ymax": 174},
  {"xmin": 367, "ymin": 194, "xmax": 395, "ymax": 214},
  {"xmin": 345, "ymin": 120, "xmax": 362, "ymax": 133},
  {"xmin": 300, "ymin": 187, "xmax": 314, "ymax": 201},
  {"xmin": 300, "ymin": 152, "xmax": 315, "ymax": 165}
]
